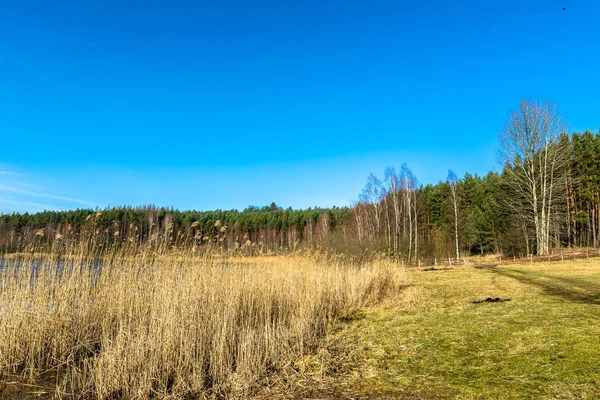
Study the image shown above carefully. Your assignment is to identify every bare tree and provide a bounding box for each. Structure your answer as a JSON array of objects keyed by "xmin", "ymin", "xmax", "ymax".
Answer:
[
  {"xmin": 385, "ymin": 167, "xmax": 401, "ymax": 257},
  {"xmin": 353, "ymin": 201, "xmax": 365, "ymax": 244},
  {"xmin": 412, "ymin": 184, "xmax": 419, "ymax": 261},
  {"xmin": 381, "ymin": 185, "xmax": 392, "ymax": 254},
  {"xmin": 447, "ymin": 170, "xmax": 460, "ymax": 261},
  {"xmin": 359, "ymin": 173, "xmax": 383, "ymax": 241},
  {"xmin": 499, "ymin": 99, "xmax": 568, "ymax": 255},
  {"xmin": 400, "ymin": 164, "xmax": 418, "ymax": 262}
]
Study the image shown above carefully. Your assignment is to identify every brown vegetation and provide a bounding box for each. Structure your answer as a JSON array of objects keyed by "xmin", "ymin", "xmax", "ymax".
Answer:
[{"xmin": 0, "ymin": 252, "xmax": 405, "ymax": 398}]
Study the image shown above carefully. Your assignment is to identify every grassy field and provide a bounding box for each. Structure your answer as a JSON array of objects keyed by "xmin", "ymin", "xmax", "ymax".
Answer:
[{"xmin": 297, "ymin": 258, "xmax": 600, "ymax": 399}]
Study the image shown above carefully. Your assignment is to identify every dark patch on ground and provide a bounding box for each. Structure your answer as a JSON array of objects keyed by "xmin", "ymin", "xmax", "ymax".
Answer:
[
  {"xmin": 422, "ymin": 267, "xmax": 453, "ymax": 272},
  {"xmin": 473, "ymin": 264, "xmax": 499, "ymax": 270},
  {"xmin": 338, "ymin": 308, "xmax": 366, "ymax": 323},
  {"xmin": 471, "ymin": 297, "xmax": 511, "ymax": 304}
]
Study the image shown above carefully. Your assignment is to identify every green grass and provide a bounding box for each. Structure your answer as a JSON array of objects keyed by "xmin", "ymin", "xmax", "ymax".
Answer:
[{"xmin": 302, "ymin": 259, "xmax": 600, "ymax": 399}]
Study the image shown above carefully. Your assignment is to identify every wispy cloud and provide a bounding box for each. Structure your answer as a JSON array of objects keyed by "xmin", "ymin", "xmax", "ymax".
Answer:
[
  {"xmin": 0, "ymin": 184, "xmax": 99, "ymax": 207},
  {"xmin": 0, "ymin": 163, "xmax": 102, "ymax": 213},
  {"xmin": 0, "ymin": 164, "xmax": 24, "ymax": 177},
  {"xmin": 0, "ymin": 198, "xmax": 67, "ymax": 213}
]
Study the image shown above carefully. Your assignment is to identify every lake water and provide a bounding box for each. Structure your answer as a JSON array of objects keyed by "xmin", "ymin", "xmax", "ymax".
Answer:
[{"xmin": 0, "ymin": 258, "xmax": 110, "ymax": 291}]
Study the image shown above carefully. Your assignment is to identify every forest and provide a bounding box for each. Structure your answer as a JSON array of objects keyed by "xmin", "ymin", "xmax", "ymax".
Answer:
[{"xmin": 2, "ymin": 103, "xmax": 599, "ymax": 260}]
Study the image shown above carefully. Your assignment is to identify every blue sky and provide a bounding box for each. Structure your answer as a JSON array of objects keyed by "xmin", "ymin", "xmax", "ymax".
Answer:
[{"xmin": 1, "ymin": 0, "xmax": 599, "ymax": 213}]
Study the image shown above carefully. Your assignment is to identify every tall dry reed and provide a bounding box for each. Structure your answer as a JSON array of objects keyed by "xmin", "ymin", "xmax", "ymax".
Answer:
[{"xmin": 0, "ymin": 253, "xmax": 404, "ymax": 398}]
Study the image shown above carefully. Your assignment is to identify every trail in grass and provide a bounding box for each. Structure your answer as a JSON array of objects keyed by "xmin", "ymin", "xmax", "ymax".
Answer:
[
  {"xmin": 488, "ymin": 267, "xmax": 600, "ymax": 305},
  {"xmin": 297, "ymin": 260, "xmax": 600, "ymax": 399}
]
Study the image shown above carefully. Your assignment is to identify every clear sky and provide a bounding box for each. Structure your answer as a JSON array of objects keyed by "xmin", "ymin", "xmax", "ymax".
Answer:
[{"xmin": 1, "ymin": 0, "xmax": 599, "ymax": 213}]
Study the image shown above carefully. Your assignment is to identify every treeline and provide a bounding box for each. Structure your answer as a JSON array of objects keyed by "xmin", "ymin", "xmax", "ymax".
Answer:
[
  {"xmin": 353, "ymin": 166, "xmax": 507, "ymax": 260},
  {"xmin": 354, "ymin": 128, "xmax": 600, "ymax": 259},
  {"xmin": 0, "ymin": 204, "xmax": 350, "ymax": 255},
  {"xmin": 0, "ymin": 174, "xmax": 507, "ymax": 259},
  {"xmin": 1, "ymin": 112, "xmax": 599, "ymax": 259}
]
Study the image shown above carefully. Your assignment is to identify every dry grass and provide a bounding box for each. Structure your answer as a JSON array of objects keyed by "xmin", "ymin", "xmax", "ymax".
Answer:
[{"xmin": 0, "ymin": 253, "xmax": 406, "ymax": 398}]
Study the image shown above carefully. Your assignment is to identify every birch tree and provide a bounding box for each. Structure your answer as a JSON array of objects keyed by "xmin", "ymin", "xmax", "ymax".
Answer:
[
  {"xmin": 499, "ymin": 99, "xmax": 568, "ymax": 255},
  {"xmin": 385, "ymin": 167, "xmax": 401, "ymax": 256},
  {"xmin": 359, "ymin": 173, "xmax": 383, "ymax": 241},
  {"xmin": 400, "ymin": 164, "xmax": 418, "ymax": 261},
  {"xmin": 447, "ymin": 170, "xmax": 460, "ymax": 261}
]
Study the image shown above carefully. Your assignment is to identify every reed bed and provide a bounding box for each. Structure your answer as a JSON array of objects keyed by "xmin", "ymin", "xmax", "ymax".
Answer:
[{"xmin": 0, "ymin": 253, "xmax": 405, "ymax": 398}]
